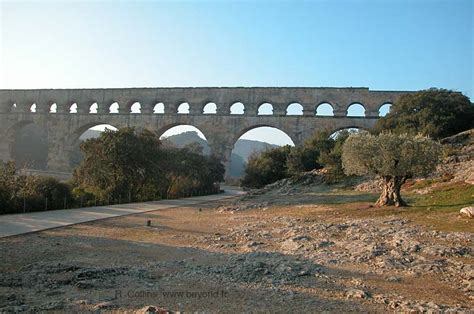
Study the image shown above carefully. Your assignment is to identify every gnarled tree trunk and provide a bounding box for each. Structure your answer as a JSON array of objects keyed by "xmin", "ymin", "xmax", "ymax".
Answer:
[{"xmin": 375, "ymin": 176, "xmax": 407, "ymax": 207}]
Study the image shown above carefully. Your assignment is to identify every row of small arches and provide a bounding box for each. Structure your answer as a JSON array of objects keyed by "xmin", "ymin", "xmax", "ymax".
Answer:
[{"xmin": 17, "ymin": 102, "xmax": 392, "ymax": 117}]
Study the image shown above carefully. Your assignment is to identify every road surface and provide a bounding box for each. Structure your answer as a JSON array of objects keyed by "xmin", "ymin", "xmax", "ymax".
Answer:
[{"xmin": 0, "ymin": 187, "xmax": 243, "ymax": 238}]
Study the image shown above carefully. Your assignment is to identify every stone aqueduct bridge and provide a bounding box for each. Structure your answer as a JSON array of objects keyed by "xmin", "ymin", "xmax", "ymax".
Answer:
[{"xmin": 0, "ymin": 87, "xmax": 409, "ymax": 176}]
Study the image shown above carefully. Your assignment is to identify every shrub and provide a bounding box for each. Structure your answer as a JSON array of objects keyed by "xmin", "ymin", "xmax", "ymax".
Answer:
[{"xmin": 241, "ymin": 146, "xmax": 292, "ymax": 189}]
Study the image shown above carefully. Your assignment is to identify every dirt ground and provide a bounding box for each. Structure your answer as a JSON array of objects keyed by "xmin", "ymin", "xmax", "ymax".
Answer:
[{"xmin": 0, "ymin": 188, "xmax": 473, "ymax": 313}]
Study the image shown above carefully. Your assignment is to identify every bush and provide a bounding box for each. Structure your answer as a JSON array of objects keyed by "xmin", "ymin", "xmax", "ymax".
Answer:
[
  {"xmin": 287, "ymin": 130, "xmax": 333, "ymax": 175},
  {"xmin": 29, "ymin": 177, "xmax": 72, "ymax": 210},
  {"xmin": 73, "ymin": 128, "xmax": 224, "ymax": 202},
  {"xmin": 318, "ymin": 130, "xmax": 351, "ymax": 183},
  {"xmin": 241, "ymin": 146, "xmax": 292, "ymax": 189},
  {"xmin": 163, "ymin": 147, "xmax": 224, "ymax": 198},
  {"xmin": 241, "ymin": 130, "xmax": 355, "ymax": 189},
  {"xmin": 0, "ymin": 162, "xmax": 73, "ymax": 214},
  {"xmin": 374, "ymin": 88, "xmax": 474, "ymax": 139},
  {"xmin": 73, "ymin": 128, "xmax": 166, "ymax": 202}
]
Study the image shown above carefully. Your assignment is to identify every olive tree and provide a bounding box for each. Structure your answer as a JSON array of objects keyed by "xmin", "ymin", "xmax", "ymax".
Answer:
[{"xmin": 342, "ymin": 133, "xmax": 441, "ymax": 207}]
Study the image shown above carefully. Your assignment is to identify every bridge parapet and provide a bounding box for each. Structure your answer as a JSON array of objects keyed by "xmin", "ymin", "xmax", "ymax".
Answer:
[{"xmin": 0, "ymin": 87, "xmax": 410, "ymax": 117}]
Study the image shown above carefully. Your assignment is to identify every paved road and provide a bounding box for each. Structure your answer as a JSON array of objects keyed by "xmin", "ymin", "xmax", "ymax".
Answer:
[{"xmin": 0, "ymin": 187, "xmax": 243, "ymax": 238}]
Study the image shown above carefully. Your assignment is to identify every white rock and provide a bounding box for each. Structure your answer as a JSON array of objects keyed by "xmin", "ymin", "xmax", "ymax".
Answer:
[
  {"xmin": 280, "ymin": 239, "xmax": 302, "ymax": 252},
  {"xmin": 460, "ymin": 206, "xmax": 474, "ymax": 218},
  {"xmin": 346, "ymin": 288, "xmax": 369, "ymax": 299}
]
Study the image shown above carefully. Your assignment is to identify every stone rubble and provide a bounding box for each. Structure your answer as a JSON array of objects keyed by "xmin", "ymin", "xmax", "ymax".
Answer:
[
  {"xmin": 199, "ymin": 214, "xmax": 473, "ymax": 312},
  {"xmin": 1, "ymin": 212, "xmax": 472, "ymax": 312}
]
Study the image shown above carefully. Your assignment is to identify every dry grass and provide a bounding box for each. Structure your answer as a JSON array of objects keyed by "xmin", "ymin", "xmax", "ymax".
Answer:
[{"xmin": 317, "ymin": 181, "xmax": 473, "ymax": 232}]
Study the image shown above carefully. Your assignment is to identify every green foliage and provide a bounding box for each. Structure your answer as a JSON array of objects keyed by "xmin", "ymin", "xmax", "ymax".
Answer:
[
  {"xmin": 0, "ymin": 162, "xmax": 71, "ymax": 214},
  {"xmin": 318, "ymin": 130, "xmax": 351, "ymax": 182},
  {"xmin": 342, "ymin": 133, "xmax": 441, "ymax": 178},
  {"xmin": 0, "ymin": 162, "xmax": 17, "ymax": 212},
  {"xmin": 73, "ymin": 128, "xmax": 224, "ymax": 201},
  {"xmin": 71, "ymin": 186, "xmax": 96, "ymax": 206},
  {"xmin": 287, "ymin": 129, "xmax": 353, "ymax": 182},
  {"xmin": 73, "ymin": 128, "xmax": 166, "ymax": 201},
  {"xmin": 1, "ymin": 128, "xmax": 225, "ymax": 214},
  {"xmin": 241, "ymin": 145, "xmax": 292, "ymax": 189},
  {"xmin": 440, "ymin": 144, "xmax": 460, "ymax": 159},
  {"xmin": 342, "ymin": 132, "xmax": 441, "ymax": 206},
  {"xmin": 374, "ymin": 88, "xmax": 474, "ymax": 139},
  {"xmin": 164, "ymin": 147, "xmax": 224, "ymax": 197},
  {"xmin": 287, "ymin": 130, "xmax": 332, "ymax": 174},
  {"xmin": 29, "ymin": 176, "xmax": 72, "ymax": 210},
  {"xmin": 241, "ymin": 130, "xmax": 355, "ymax": 189}
]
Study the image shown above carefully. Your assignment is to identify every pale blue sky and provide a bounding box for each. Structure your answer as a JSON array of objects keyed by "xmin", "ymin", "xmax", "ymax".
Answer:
[{"xmin": 1, "ymin": 0, "xmax": 472, "ymax": 145}]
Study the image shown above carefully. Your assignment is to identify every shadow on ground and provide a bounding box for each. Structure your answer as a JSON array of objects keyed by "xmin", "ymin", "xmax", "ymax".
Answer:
[{"xmin": 0, "ymin": 230, "xmax": 382, "ymax": 312}]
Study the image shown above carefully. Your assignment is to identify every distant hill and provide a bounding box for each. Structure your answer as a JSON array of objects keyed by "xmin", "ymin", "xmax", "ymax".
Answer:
[
  {"xmin": 233, "ymin": 138, "xmax": 278, "ymax": 161},
  {"xmin": 160, "ymin": 131, "xmax": 211, "ymax": 154},
  {"xmin": 79, "ymin": 129, "xmax": 279, "ymax": 177}
]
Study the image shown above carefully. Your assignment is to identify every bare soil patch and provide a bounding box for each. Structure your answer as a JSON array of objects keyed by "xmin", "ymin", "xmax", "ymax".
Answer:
[{"xmin": 0, "ymin": 189, "xmax": 472, "ymax": 312}]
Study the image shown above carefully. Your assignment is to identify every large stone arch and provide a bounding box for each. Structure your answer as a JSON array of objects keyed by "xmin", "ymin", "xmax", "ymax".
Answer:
[
  {"xmin": 65, "ymin": 121, "xmax": 123, "ymax": 170},
  {"xmin": 221, "ymin": 124, "xmax": 296, "ymax": 178},
  {"xmin": 68, "ymin": 121, "xmax": 122, "ymax": 148},
  {"xmin": 155, "ymin": 122, "xmax": 229, "ymax": 171},
  {"xmin": 231, "ymin": 124, "xmax": 297, "ymax": 148}
]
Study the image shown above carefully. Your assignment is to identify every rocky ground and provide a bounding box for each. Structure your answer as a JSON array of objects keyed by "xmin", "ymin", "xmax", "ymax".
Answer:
[
  {"xmin": 0, "ymin": 131, "xmax": 472, "ymax": 313},
  {"xmin": 0, "ymin": 182, "xmax": 473, "ymax": 313}
]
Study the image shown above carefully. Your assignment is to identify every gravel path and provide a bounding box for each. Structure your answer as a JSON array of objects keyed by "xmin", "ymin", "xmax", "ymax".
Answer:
[{"xmin": 0, "ymin": 187, "xmax": 243, "ymax": 238}]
